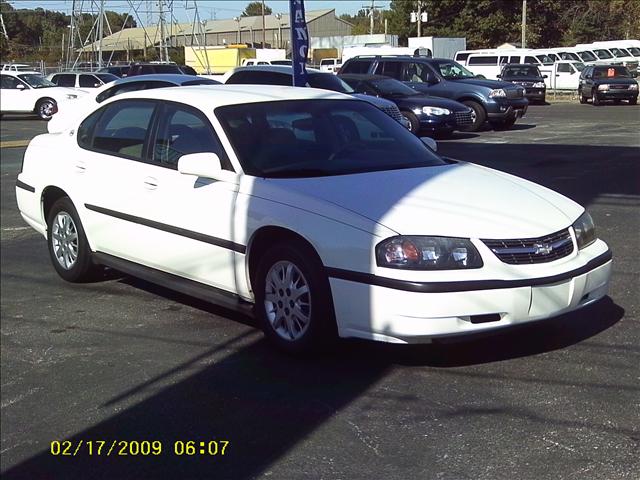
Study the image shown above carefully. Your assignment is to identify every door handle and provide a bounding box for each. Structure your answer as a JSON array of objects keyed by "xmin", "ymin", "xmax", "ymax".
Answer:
[
  {"xmin": 74, "ymin": 160, "xmax": 86, "ymax": 173},
  {"xmin": 143, "ymin": 176, "xmax": 158, "ymax": 190}
]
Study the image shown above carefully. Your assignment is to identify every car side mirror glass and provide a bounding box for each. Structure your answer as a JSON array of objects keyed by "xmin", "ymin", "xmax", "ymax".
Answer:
[
  {"xmin": 178, "ymin": 152, "xmax": 238, "ymax": 184},
  {"xmin": 420, "ymin": 137, "xmax": 437, "ymax": 151},
  {"xmin": 543, "ymin": 75, "xmax": 548, "ymax": 78}
]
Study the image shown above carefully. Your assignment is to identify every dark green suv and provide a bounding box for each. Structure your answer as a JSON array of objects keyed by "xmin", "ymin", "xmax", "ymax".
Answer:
[{"xmin": 578, "ymin": 65, "xmax": 639, "ymax": 105}]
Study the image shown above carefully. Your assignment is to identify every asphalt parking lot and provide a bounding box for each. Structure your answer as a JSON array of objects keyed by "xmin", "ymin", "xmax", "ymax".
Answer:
[{"xmin": 1, "ymin": 103, "xmax": 639, "ymax": 479}]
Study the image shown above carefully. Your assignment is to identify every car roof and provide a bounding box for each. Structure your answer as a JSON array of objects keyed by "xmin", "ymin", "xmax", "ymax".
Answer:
[
  {"xmin": 115, "ymin": 84, "xmax": 350, "ymax": 107},
  {"xmin": 1, "ymin": 70, "xmax": 42, "ymax": 76},
  {"xmin": 110, "ymin": 73, "xmax": 214, "ymax": 85},
  {"xmin": 230, "ymin": 65, "xmax": 323, "ymax": 75}
]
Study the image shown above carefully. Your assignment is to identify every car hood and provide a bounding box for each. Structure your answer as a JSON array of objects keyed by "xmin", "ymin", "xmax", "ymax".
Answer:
[
  {"xmin": 351, "ymin": 93, "xmax": 397, "ymax": 109},
  {"xmin": 394, "ymin": 95, "xmax": 469, "ymax": 111},
  {"xmin": 449, "ymin": 78, "xmax": 519, "ymax": 89},
  {"xmin": 503, "ymin": 76, "xmax": 545, "ymax": 82},
  {"xmin": 263, "ymin": 162, "xmax": 583, "ymax": 239}
]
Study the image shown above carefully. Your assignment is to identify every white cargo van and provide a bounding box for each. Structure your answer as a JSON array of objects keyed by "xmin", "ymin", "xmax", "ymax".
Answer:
[{"xmin": 465, "ymin": 51, "xmax": 553, "ymax": 83}]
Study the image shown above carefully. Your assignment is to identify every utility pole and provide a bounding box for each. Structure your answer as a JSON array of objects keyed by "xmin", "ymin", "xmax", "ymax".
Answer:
[
  {"xmin": 261, "ymin": 0, "xmax": 266, "ymax": 48},
  {"xmin": 361, "ymin": 0, "xmax": 380, "ymax": 35},
  {"xmin": 521, "ymin": 0, "xmax": 526, "ymax": 48},
  {"xmin": 158, "ymin": 0, "xmax": 166, "ymax": 62},
  {"xmin": 417, "ymin": 1, "xmax": 422, "ymax": 38},
  {"xmin": 0, "ymin": 13, "xmax": 9, "ymax": 40},
  {"xmin": 98, "ymin": 0, "xmax": 105, "ymax": 68}
]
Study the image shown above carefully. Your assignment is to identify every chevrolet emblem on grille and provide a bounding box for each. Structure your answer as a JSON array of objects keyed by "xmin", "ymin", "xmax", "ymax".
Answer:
[{"xmin": 533, "ymin": 243, "xmax": 553, "ymax": 255}]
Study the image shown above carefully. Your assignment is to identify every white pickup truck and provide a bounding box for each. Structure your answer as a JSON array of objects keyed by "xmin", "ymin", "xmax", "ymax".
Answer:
[{"xmin": 318, "ymin": 58, "xmax": 342, "ymax": 74}]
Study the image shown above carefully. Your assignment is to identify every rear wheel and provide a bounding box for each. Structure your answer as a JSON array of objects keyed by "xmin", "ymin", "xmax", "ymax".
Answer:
[
  {"xmin": 400, "ymin": 111, "xmax": 420, "ymax": 134},
  {"xmin": 254, "ymin": 243, "xmax": 335, "ymax": 354},
  {"xmin": 35, "ymin": 98, "xmax": 56, "ymax": 120},
  {"xmin": 46, "ymin": 197, "xmax": 96, "ymax": 282},
  {"xmin": 459, "ymin": 100, "xmax": 485, "ymax": 132}
]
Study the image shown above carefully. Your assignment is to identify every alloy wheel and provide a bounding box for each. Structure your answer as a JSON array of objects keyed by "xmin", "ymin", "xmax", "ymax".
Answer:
[{"xmin": 51, "ymin": 211, "xmax": 79, "ymax": 270}]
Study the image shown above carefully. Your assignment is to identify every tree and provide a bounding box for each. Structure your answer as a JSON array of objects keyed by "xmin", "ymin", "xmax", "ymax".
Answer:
[{"xmin": 241, "ymin": 2, "xmax": 272, "ymax": 17}]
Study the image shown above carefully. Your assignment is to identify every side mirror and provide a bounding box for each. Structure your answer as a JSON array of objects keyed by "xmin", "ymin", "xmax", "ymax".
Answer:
[
  {"xmin": 496, "ymin": 74, "xmax": 501, "ymax": 78},
  {"xmin": 585, "ymin": 74, "xmax": 592, "ymax": 79},
  {"xmin": 178, "ymin": 152, "xmax": 239, "ymax": 184},
  {"xmin": 16, "ymin": 83, "xmax": 26, "ymax": 90},
  {"xmin": 420, "ymin": 137, "xmax": 438, "ymax": 151},
  {"xmin": 543, "ymin": 75, "xmax": 548, "ymax": 78}
]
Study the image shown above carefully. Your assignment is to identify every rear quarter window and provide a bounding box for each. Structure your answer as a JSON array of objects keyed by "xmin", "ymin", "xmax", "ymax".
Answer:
[{"xmin": 341, "ymin": 60, "xmax": 372, "ymax": 74}]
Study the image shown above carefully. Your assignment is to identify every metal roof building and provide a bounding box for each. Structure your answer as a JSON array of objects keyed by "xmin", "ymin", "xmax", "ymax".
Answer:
[{"xmin": 80, "ymin": 9, "xmax": 352, "ymax": 53}]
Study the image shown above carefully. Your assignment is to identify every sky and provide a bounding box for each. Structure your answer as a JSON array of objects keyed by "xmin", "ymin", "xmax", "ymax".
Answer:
[{"xmin": 7, "ymin": 0, "xmax": 393, "ymax": 23}]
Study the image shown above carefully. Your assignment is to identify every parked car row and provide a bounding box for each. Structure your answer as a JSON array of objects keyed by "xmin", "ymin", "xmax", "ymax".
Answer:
[{"xmin": 15, "ymin": 83, "xmax": 613, "ymax": 354}]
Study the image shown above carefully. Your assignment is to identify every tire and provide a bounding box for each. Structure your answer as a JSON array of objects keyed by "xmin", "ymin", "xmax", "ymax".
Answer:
[
  {"xmin": 579, "ymin": 94, "xmax": 586, "ymax": 104},
  {"xmin": 254, "ymin": 243, "xmax": 335, "ymax": 354},
  {"xmin": 490, "ymin": 117, "xmax": 516, "ymax": 130},
  {"xmin": 592, "ymin": 91, "xmax": 601, "ymax": 106},
  {"xmin": 35, "ymin": 98, "xmax": 56, "ymax": 120},
  {"xmin": 460, "ymin": 100, "xmax": 486, "ymax": 132},
  {"xmin": 400, "ymin": 111, "xmax": 420, "ymax": 134},
  {"xmin": 46, "ymin": 197, "xmax": 96, "ymax": 282},
  {"xmin": 629, "ymin": 97, "xmax": 637, "ymax": 105}
]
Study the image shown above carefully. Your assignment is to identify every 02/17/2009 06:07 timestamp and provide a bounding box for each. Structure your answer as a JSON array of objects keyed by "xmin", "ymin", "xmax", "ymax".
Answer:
[{"xmin": 49, "ymin": 440, "xmax": 230, "ymax": 457}]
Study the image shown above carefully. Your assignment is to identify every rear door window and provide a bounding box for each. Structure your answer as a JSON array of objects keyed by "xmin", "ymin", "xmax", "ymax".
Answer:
[
  {"xmin": 87, "ymin": 100, "xmax": 157, "ymax": 160},
  {"xmin": 468, "ymin": 56, "xmax": 498, "ymax": 65},
  {"xmin": 54, "ymin": 74, "xmax": 76, "ymax": 87},
  {"xmin": 79, "ymin": 74, "xmax": 100, "ymax": 88},
  {"xmin": 375, "ymin": 61, "xmax": 403, "ymax": 79},
  {"xmin": 341, "ymin": 59, "xmax": 372, "ymax": 74}
]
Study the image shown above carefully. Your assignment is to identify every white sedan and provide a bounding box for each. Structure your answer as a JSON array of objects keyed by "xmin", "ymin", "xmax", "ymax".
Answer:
[
  {"xmin": 0, "ymin": 71, "xmax": 86, "ymax": 119},
  {"xmin": 15, "ymin": 85, "xmax": 612, "ymax": 353}
]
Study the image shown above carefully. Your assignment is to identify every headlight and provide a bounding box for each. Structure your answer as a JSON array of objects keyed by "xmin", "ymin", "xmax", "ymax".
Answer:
[
  {"xmin": 65, "ymin": 94, "xmax": 78, "ymax": 99},
  {"xmin": 489, "ymin": 88, "xmax": 506, "ymax": 98},
  {"xmin": 572, "ymin": 211, "xmax": 597, "ymax": 249},
  {"xmin": 597, "ymin": 84, "xmax": 610, "ymax": 91},
  {"xmin": 532, "ymin": 82, "xmax": 546, "ymax": 88},
  {"xmin": 376, "ymin": 236, "xmax": 483, "ymax": 270},
  {"xmin": 629, "ymin": 84, "xmax": 638, "ymax": 91},
  {"xmin": 421, "ymin": 106, "xmax": 451, "ymax": 116}
]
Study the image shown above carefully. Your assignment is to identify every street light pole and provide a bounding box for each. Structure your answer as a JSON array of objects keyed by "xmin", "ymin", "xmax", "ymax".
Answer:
[{"xmin": 521, "ymin": 0, "xmax": 527, "ymax": 48}]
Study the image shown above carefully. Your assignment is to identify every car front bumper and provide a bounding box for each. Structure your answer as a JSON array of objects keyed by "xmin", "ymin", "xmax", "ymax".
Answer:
[
  {"xmin": 596, "ymin": 89, "xmax": 638, "ymax": 100},
  {"xmin": 329, "ymin": 242, "xmax": 612, "ymax": 344},
  {"xmin": 417, "ymin": 114, "xmax": 456, "ymax": 134},
  {"xmin": 486, "ymin": 98, "xmax": 529, "ymax": 120}
]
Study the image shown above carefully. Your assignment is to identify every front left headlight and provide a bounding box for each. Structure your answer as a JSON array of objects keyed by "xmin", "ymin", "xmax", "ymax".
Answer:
[
  {"xmin": 489, "ymin": 88, "xmax": 506, "ymax": 98},
  {"xmin": 629, "ymin": 84, "xmax": 638, "ymax": 91},
  {"xmin": 65, "ymin": 94, "xmax": 78, "ymax": 99},
  {"xmin": 376, "ymin": 236, "xmax": 483, "ymax": 270},
  {"xmin": 532, "ymin": 82, "xmax": 546, "ymax": 88},
  {"xmin": 421, "ymin": 106, "xmax": 451, "ymax": 116},
  {"xmin": 572, "ymin": 211, "xmax": 597, "ymax": 249},
  {"xmin": 597, "ymin": 84, "xmax": 610, "ymax": 91}
]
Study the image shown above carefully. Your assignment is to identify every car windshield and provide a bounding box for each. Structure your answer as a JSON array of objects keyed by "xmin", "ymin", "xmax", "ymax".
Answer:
[
  {"xmin": 593, "ymin": 66, "xmax": 631, "ymax": 78},
  {"xmin": 610, "ymin": 48, "xmax": 630, "ymax": 57},
  {"xmin": 431, "ymin": 60, "xmax": 475, "ymax": 79},
  {"xmin": 592, "ymin": 49, "xmax": 614, "ymax": 59},
  {"xmin": 577, "ymin": 51, "xmax": 597, "ymax": 62},
  {"xmin": 503, "ymin": 65, "xmax": 542, "ymax": 77},
  {"xmin": 216, "ymin": 99, "xmax": 445, "ymax": 178},
  {"xmin": 535, "ymin": 55, "xmax": 554, "ymax": 65},
  {"xmin": 573, "ymin": 62, "xmax": 586, "ymax": 71},
  {"xmin": 558, "ymin": 51, "xmax": 580, "ymax": 61},
  {"xmin": 369, "ymin": 78, "xmax": 417, "ymax": 96},
  {"xmin": 628, "ymin": 47, "xmax": 640, "ymax": 56},
  {"xmin": 307, "ymin": 73, "xmax": 354, "ymax": 93},
  {"xmin": 17, "ymin": 74, "xmax": 55, "ymax": 88}
]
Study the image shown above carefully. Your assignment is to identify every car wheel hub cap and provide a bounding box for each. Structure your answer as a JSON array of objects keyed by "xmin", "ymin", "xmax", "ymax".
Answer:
[
  {"xmin": 469, "ymin": 109, "xmax": 477, "ymax": 122},
  {"xmin": 41, "ymin": 102, "xmax": 54, "ymax": 116},
  {"xmin": 264, "ymin": 261, "xmax": 311, "ymax": 341},
  {"xmin": 52, "ymin": 212, "xmax": 79, "ymax": 269}
]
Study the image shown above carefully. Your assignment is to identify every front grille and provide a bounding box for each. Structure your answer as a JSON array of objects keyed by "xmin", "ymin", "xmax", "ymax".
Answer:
[
  {"xmin": 514, "ymin": 81, "xmax": 534, "ymax": 87},
  {"xmin": 506, "ymin": 88, "xmax": 524, "ymax": 99},
  {"xmin": 380, "ymin": 104, "xmax": 403, "ymax": 124},
  {"xmin": 481, "ymin": 228, "xmax": 574, "ymax": 265},
  {"xmin": 610, "ymin": 84, "xmax": 629, "ymax": 89},
  {"xmin": 454, "ymin": 110, "xmax": 473, "ymax": 126}
]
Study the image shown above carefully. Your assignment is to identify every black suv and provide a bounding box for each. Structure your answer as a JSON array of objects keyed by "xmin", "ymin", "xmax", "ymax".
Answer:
[
  {"xmin": 339, "ymin": 56, "xmax": 529, "ymax": 131},
  {"xmin": 127, "ymin": 63, "xmax": 184, "ymax": 76},
  {"xmin": 578, "ymin": 65, "xmax": 639, "ymax": 105},
  {"xmin": 497, "ymin": 64, "xmax": 547, "ymax": 104}
]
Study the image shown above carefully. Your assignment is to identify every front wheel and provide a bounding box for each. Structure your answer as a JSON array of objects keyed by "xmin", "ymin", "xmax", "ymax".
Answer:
[
  {"xmin": 629, "ymin": 97, "xmax": 637, "ymax": 105},
  {"xmin": 400, "ymin": 111, "xmax": 420, "ymax": 134},
  {"xmin": 459, "ymin": 100, "xmax": 486, "ymax": 132},
  {"xmin": 490, "ymin": 117, "xmax": 516, "ymax": 130},
  {"xmin": 592, "ymin": 91, "xmax": 601, "ymax": 106},
  {"xmin": 47, "ymin": 197, "xmax": 96, "ymax": 282},
  {"xmin": 254, "ymin": 244, "xmax": 335, "ymax": 354},
  {"xmin": 35, "ymin": 98, "xmax": 56, "ymax": 120}
]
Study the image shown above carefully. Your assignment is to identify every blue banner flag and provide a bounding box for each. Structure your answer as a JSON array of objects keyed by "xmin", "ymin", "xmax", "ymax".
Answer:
[{"xmin": 289, "ymin": 0, "xmax": 309, "ymax": 86}]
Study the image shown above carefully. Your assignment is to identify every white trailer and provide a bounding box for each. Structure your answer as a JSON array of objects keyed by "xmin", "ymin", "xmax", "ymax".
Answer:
[{"xmin": 408, "ymin": 37, "xmax": 466, "ymax": 59}]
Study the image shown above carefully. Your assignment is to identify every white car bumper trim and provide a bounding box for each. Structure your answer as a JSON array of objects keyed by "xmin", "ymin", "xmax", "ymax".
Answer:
[{"xmin": 325, "ymin": 249, "xmax": 612, "ymax": 293}]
